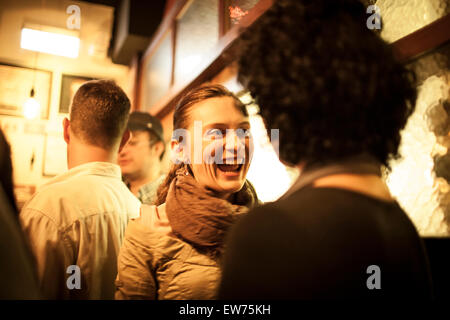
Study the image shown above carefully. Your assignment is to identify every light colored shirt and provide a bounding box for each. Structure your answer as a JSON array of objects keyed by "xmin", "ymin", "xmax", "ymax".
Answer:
[
  {"xmin": 135, "ymin": 174, "xmax": 166, "ymax": 205},
  {"xmin": 20, "ymin": 162, "xmax": 141, "ymax": 300}
]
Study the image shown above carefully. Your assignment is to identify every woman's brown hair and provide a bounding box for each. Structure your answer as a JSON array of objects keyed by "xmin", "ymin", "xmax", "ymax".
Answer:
[{"xmin": 154, "ymin": 84, "xmax": 248, "ymax": 206}]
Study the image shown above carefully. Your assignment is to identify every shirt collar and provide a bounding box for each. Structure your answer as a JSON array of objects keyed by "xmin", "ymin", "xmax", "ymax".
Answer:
[{"xmin": 42, "ymin": 162, "xmax": 122, "ymax": 188}]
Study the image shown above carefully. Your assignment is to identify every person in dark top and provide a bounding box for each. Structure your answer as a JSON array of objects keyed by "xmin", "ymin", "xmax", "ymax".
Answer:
[
  {"xmin": 0, "ymin": 129, "xmax": 18, "ymax": 217},
  {"xmin": 0, "ymin": 129, "xmax": 40, "ymax": 299},
  {"xmin": 218, "ymin": 0, "xmax": 433, "ymax": 299}
]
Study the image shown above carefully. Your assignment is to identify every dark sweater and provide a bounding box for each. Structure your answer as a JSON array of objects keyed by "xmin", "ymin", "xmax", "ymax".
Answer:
[
  {"xmin": 0, "ymin": 187, "xmax": 40, "ymax": 299},
  {"xmin": 218, "ymin": 187, "xmax": 433, "ymax": 299}
]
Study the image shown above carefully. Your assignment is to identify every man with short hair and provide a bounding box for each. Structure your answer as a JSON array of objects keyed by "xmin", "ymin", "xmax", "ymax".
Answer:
[
  {"xmin": 20, "ymin": 80, "xmax": 141, "ymax": 299},
  {"xmin": 119, "ymin": 111, "xmax": 166, "ymax": 204}
]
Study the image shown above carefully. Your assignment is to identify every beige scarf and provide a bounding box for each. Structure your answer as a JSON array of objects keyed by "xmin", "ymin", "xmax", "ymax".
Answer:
[{"xmin": 165, "ymin": 167, "xmax": 257, "ymax": 254}]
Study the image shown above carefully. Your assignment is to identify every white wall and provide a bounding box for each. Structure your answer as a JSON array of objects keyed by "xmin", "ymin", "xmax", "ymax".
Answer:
[{"xmin": 0, "ymin": 0, "xmax": 132, "ymax": 194}]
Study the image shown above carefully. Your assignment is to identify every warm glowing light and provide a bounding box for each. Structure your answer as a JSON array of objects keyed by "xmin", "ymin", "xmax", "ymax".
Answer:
[
  {"xmin": 235, "ymin": 92, "xmax": 298, "ymax": 202},
  {"xmin": 245, "ymin": 112, "xmax": 298, "ymax": 202},
  {"xmin": 21, "ymin": 28, "xmax": 80, "ymax": 58},
  {"xmin": 229, "ymin": 6, "xmax": 249, "ymax": 21},
  {"xmin": 23, "ymin": 97, "xmax": 40, "ymax": 119}
]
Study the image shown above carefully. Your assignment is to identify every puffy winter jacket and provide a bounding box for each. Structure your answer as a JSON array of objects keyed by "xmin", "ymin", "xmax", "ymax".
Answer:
[{"xmin": 115, "ymin": 204, "xmax": 221, "ymax": 299}]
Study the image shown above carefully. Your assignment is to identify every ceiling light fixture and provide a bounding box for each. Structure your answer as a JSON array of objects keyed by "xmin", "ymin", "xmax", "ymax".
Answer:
[
  {"xmin": 20, "ymin": 24, "xmax": 80, "ymax": 58},
  {"xmin": 23, "ymin": 88, "xmax": 40, "ymax": 119}
]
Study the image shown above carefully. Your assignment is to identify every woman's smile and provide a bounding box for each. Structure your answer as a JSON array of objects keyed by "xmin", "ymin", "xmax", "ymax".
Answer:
[{"xmin": 215, "ymin": 163, "xmax": 244, "ymax": 177}]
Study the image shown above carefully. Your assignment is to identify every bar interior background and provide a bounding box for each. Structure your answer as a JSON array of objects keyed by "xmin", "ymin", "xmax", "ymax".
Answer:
[{"xmin": 0, "ymin": 0, "xmax": 449, "ymax": 296}]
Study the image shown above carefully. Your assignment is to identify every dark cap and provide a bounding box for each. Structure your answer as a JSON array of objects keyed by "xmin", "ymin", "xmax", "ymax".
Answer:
[{"xmin": 127, "ymin": 111, "xmax": 164, "ymax": 143}]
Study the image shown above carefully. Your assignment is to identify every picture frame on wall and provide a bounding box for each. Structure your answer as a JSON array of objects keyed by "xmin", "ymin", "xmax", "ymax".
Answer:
[
  {"xmin": 141, "ymin": 29, "xmax": 174, "ymax": 110},
  {"xmin": 59, "ymin": 74, "xmax": 95, "ymax": 114},
  {"xmin": 221, "ymin": 0, "xmax": 260, "ymax": 35},
  {"xmin": 0, "ymin": 63, "xmax": 52, "ymax": 119}
]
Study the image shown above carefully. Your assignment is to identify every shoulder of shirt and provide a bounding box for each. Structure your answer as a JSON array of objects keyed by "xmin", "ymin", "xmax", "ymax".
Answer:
[
  {"xmin": 21, "ymin": 171, "xmax": 139, "ymax": 225},
  {"xmin": 19, "ymin": 205, "xmax": 59, "ymax": 228},
  {"xmin": 25, "ymin": 178, "xmax": 119, "ymax": 209}
]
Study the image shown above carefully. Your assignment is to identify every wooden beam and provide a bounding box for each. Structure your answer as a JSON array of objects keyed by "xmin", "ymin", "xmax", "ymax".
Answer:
[
  {"xmin": 131, "ymin": 52, "xmax": 142, "ymax": 111},
  {"xmin": 170, "ymin": 19, "xmax": 177, "ymax": 86},
  {"xmin": 392, "ymin": 13, "xmax": 450, "ymax": 63},
  {"xmin": 218, "ymin": 0, "xmax": 227, "ymax": 38}
]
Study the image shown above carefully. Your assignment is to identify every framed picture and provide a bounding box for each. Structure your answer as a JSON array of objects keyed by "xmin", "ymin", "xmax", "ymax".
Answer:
[
  {"xmin": 221, "ymin": 0, "xmax": 260, "ymax": 35},
  {"xmin": 59, "ymin": 74, "xmax": 94, "ymax": 114},
  {"xmin": 174, "ymin": 0, "xmax": 218, "ymax": 85},
  {"xmin": 0, "ymin": 63, "xmax": 52, "ymax": 119},
  {"xmin": 141, "ymin": 29, "xmax": 174, "ymax": 110}
]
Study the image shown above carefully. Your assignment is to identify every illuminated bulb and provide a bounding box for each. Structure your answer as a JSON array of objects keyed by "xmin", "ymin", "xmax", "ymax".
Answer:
[
  {"xmin": 23, "ymin": 89, "xmax": 40, "ymax": 119},
  {"xmin": 88, "ymin": 44, "xmax": 95, "ymax": 56}
]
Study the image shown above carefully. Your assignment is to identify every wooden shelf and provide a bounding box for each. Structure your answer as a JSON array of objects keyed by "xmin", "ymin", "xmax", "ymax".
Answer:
[{"xmin": 392, "ymin": 13, "xmax": 450, "ymax": 63}]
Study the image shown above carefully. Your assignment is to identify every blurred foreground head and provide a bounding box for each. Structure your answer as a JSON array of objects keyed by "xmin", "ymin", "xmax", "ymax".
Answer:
[
  {"xmin": 238, "ymin": 0, "xmax": 417, "ymax": 168},
  {"xmin": 0, "ymin": 129, "xmax": 17, "ymax": 215}
]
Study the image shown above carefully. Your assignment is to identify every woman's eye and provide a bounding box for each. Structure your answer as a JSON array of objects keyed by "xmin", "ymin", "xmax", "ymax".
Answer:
[
  {"xmin": 205, "ymin": 129, "xmax": 224, "ymax": 139},
  {"xmin": 236, "ymin": 128, "xmax": 251, "ymax": 139}
]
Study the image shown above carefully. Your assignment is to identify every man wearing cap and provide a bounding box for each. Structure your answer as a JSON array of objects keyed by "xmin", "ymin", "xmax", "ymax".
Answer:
[{"xmin": 119, "ymin": 111, "xmax": 166, "ymax": 205}]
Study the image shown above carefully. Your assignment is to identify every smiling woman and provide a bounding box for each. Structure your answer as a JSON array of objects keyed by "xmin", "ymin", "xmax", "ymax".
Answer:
[
  {"xmin": 115, "ymin": 84, "xmax": 258, "ymax": 300},
  {"xmin": 172, "ymin": 95, "xmax": 252, "ymax": 198},
  {"xmin": 157, "ymin": 84, "xmax": 253, "ymax": 204}
]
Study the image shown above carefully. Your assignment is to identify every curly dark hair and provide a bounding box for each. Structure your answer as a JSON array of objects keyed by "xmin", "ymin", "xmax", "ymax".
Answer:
[{"xmin": 238, "ymin": 0, "xmax": 417, "ymax": 167}]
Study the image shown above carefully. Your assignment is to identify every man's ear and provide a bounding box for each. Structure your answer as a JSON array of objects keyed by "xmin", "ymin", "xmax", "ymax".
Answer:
[
  {"xmin": 153, "ymin": 140, "xmax": 165, "ymax": 159},
  {"xmin": 63, "ymin": 117, "xmax": 70, "ymax": 144},
  {"xmin": 118, "ymin": 129, "xmax": 131, "ymax": 153}
]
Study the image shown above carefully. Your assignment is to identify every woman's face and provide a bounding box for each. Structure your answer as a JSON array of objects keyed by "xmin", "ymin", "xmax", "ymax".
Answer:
[{"xmin": 178, "ymin": 96, "xmax": 252, "ymax": 199}]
